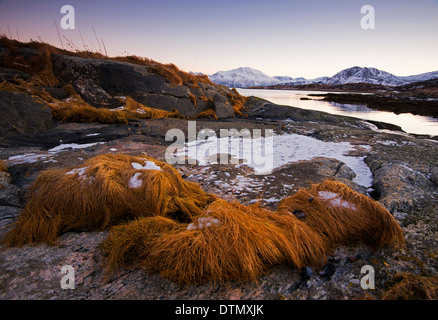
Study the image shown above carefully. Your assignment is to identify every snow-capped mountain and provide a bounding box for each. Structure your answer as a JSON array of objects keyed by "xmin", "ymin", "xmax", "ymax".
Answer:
[
  {"xmin": 208, "ymin": 66, "xmax": 438, "ymax": 88},
  {"xmin": 399, "ymin": 71, "xmax": 438, "ymax": 84},
  {"xmin": 208, "ymin": 67, "xmax": 328, "ymax": 88},
  {"xmin": 209, "ymin": 67, "xmax": 282, "ymax": 88},
  {"xmin": 324, "ymin": 67, "xmax": 405, "ymax": 86}
]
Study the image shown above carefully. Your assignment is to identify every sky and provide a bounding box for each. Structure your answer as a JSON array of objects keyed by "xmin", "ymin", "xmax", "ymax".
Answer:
[{"xmin": 0, "ymin": 0, "xmax": 437, "ymax": 78}]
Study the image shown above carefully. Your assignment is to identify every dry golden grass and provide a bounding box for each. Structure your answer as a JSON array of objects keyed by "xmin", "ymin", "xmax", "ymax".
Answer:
[
  {"xmin": 101, "ymin": 216, "xmax": 181, "ymax": 273},
  {"xmin": 2, "ymin": 154, "xmax": 217, "ymax": 247},
  {"xmin": 227, "ymin": 89, "xmax": 248, "ymax": 116},
  {"xmin": 113, "ymin": 55, "xmax": 212, "ymax": 87},
  {"xmin": 194, "ymin": 108, "xmax": 218, "ymax": 120},
  {"xmin": 0, "ymin": 37, "xmax": 212, "ymax": 90},
  {"xmin": 0, "ymin": 80, "xmax": 55, "ymax": 102},
  {"xmin": 49, "ymin": 90, "xmax": 128, "ymax": 124},
  {"xmin": 121, "ymin": 96, "xmax": 180, "ymax": 120},
  {"xmin": 382, "ymin": 273, "xmax": 438, "ymax": 300},
  {"xmin": 48, "ymin": 86, "xmax": 179, "ymax": 124},
  {"xmin": 277, "ymin": 180, "xmax": 404, "ymax": 250},
  {"xmin": 2, "ymin": 153, "xmax": 405, "ymax": 284},
  {"xmin": 102, "ymin": 199, "xmax": 327, "ymax": 283},
  {"xmin": 0, "ymin": 37, "xmax": 60, "ymax": 87}
]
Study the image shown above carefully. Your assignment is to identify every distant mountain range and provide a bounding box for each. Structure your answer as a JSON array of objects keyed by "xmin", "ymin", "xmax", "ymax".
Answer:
[{"xmin": 208, "ymin": 66, "xmax": 438, "ymax": 88}]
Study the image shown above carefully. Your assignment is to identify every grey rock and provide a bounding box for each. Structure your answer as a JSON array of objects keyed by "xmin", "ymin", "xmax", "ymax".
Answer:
[
  {"xmin": 244, "ymin": 96, "xmax": 350, "ymax": 124},
  {"xmin": 50, "ymin": 54, "xmax": 235, "ymax": 118},
  {"xmin": 0, "ymin": 67, "xmax": 32, "ymax": 82},
  {"xmin": 72, "ymin": 79, "xmax": 119, "ymax": 109},
  {"xmin": 0, "ymin": 91, "xmax": 53, "ymax": 137},
  {"xmin": 214, "ymin": 102, "xmax": 234, "ymax": 119}
]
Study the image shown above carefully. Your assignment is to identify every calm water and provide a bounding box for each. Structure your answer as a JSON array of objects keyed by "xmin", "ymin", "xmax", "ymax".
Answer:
[{"xmin": 237, "ymin": 88, "xmax": 438, "ymax": 136}]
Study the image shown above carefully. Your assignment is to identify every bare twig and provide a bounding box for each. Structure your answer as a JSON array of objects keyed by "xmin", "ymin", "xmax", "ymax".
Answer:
[
  {"xmin": 101, "ymin": 38, "xmax": 108, "ymax": 57},
  {"xmin": 92, "ymin": 26, "xmax": 102, "ymax": 54},
  {"xmin": 78, "ymin": 30, "xmax": 87, "ymax": 50},
  {"xmin": 54, "ymin": 20, "xmax": 64, "ymax": 49}
]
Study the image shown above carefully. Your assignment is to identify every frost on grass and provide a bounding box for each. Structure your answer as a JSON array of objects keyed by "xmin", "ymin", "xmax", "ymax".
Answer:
[{"xmin": 187, "ymin": 216, "xmax": 221, "ymax": 230}]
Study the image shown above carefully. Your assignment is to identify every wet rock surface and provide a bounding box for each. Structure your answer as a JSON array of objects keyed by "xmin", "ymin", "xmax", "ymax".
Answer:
[{"xmin": 0, "ymin": 114, "xmax": 437, "ymax": 300}]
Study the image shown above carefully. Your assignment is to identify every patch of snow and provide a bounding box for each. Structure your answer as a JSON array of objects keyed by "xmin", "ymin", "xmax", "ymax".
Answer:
[
  {"xmin": 318, "ymin": 191, "xmax": 339, "ymax": 200},
  {"xmin": 376, "ymin": 140, "xmax": 399, "ymax": 146},
  {"xmin": 48, "ymin": 143, "xmax": 99, "ymax": 153},
  {"xmin": 128, "ymin": 172, "xmax": 143, "ymax": 188},
  {"xmin": 66, "ymin": 166, "xmax": 95, "ymax": 184},
  {"xmin": 66, "ymin": 167, "xmax": 87, "ymax": 176},
  {"xmin": 131, "ymin": 161, "xmax": 162, "ymax": 171},
  {"xmin": 177, "ymin": 133, "xmax": 373, "ymax": 188},
  {"xmin": 8, "ymin": 153, "xmax": 52, "ymax": 164},
  {"xmin": 108, "ymin": 106, "xmax": 125, "ymax": 111},
  {"xmin": 318, "ymin": 191, "xmax": 357, "ymax": 210},
  {"xmin": 187, "ymin": 216, "xmax": 221, "ymax": 231},
  {"xmin": 110, "ymin": 148, "xmax": 117, "ymax": 151},
  {"xmin": 85, "ymin": 133, "xmax": 100, "ymax": 137}
]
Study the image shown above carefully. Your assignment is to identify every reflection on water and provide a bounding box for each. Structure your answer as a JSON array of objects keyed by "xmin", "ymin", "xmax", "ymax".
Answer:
[{"xmin": 237, "ymin": 88, "xmax": 438, "ymax": 136}]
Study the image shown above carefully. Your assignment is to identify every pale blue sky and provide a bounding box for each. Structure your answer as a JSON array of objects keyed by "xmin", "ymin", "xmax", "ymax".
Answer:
[{"xmin": 0, "ymin": 0, "xmax": 437, "ymax": 78}]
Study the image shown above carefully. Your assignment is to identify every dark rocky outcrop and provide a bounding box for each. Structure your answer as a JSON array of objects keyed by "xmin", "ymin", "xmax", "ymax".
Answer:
[
  {"xmin": 50, "ymin": 54, "xmax": 232, "ymax": 118},
  {"xmin": 0, "ymin": 91, "xmax": 53, "ymax": 137}
]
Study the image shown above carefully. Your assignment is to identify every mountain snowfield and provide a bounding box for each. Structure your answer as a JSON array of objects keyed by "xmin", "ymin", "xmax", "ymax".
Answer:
[{"xmin": 208, "ymin": 66, "xmax": 438, "ymax": 88}]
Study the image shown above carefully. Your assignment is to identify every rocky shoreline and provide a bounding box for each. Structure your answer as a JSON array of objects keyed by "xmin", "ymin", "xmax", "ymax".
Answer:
[{"xmin": 1, "ymin": 115, "xmax": 437, "ymax": 300}]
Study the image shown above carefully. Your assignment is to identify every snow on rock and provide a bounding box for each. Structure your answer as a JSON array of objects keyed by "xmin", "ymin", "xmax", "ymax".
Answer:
[
  {"xmin": 177, "ymin": 133, "xmax": 373, "ymax": 188},
  {"xmin": 48, "ymin": 143, "xmax": 100, "ymax": 153},
  {"xmin": 8, "ymin": 153, "xmax": 53, "ymax": 164}
]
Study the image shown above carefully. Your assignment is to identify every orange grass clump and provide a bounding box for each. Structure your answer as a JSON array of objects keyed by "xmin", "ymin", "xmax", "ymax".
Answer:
[
  {"xmin": 102, "ymin": 199, "xmax": 327, "ymax": 283},
  {"xmin": 228, "ymin": 89, "xmax": 248, "ymax": 116},
  {"xmin": 101, "ymin": 216, "xmax": 180, "ymax": 273},
  {"xmin": 277, "ymin": 180, "xmax": 404, "ymax": 250},
  {"xmin": 0, "ymin": 160, "xmax": 7, "ymax": 172},
  {"xmin": 382, "ymin": 273, "xmax": 438, "ymax": 300},
  {"xmin": 0, "ymin": 37, "xmax": 212, "ymax": 89},
  {"xmin": 49, "ymin": 87, "xmax": 179, "ymax": 124},
  {"xmin": 0, "ymin": 80, "xmax": 56, "ymax": 103},
  {"xmin": 120, "ymin": 96, "xmax": 180, "ymax": 120},
  {"xmin": 2, "ymin": 154, "xmax": 217, "ymax": 247},
  {"xmin": 48, "ymin": 87, "xmax": 127, "ymax": 124},
  {"xmin": 1, "ymin": 147, "xmax": 405, "ymax": 284},
  {"xmin": 195, "ymin": 108, "xmax": 218, "ymax": 120}
]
